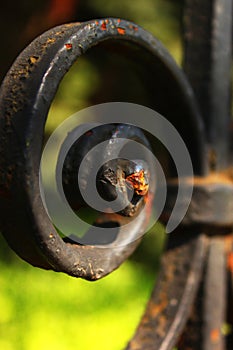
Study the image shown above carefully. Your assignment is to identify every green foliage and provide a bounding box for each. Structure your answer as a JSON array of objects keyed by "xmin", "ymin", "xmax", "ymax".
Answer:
[
  {"xmin": 46, "ymin": 59, "xmax": 100, "ymax": 132},
  {"xmin": 0, "ymin": 229, "xmax": 165, "ymax": 350}
]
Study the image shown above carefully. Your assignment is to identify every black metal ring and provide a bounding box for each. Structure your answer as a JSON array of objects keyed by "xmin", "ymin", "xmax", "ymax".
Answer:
[{"xmin": 0, "ymin": 18, "xmax": 204, "ymax": 280}]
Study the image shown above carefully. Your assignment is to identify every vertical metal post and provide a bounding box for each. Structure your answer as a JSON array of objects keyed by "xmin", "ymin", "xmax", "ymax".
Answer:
[{"xmin": 183, "ymin": 0, "xmax": 232, "ymax": 170}]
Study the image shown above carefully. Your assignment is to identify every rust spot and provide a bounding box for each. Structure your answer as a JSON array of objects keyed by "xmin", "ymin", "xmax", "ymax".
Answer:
[
  {"xmin": 169, "ymin": 168, "xmax": 233, "ymax": 186},
  {"xmin": 227, "ymin": 252, "xmax": 233, "ymax": 273},
  {"xmin": 117, "ymin": 27, "xmax": 126, "ymax": 35},
  {"xmin": 101, "ymin": 21, "xmax": 107, "ymax": 30},
  {"xmin": 65, "ymin": 43, "xmax": 72, "ymax": 50},
  {"xmin": 210, "ymin": 328, "xmax": 220, "ymax": 343},
  {"xmin": 28, "ymin": 56, "xmax": 39, "ymax": 65},
  {"xmin": 44, "ymin": 37, "xmax": 56, "ymax": 46},
  {"xmin": 126, "ymin": 170, "xmax": 149, "ymax": 196},
  {"xmin": 148, "ymin": 298, "xmax": 168, "ymax": 318},
  {"xmin": 128, "ymin": 339, "xmax": 140, "ymax": 350},
  {"xmin": 156, "ymin": 314, "xmax": 167, "ymax": 338},
  {"xmin": 129, "ymin": 24, "xmax": 138, "ymax": 32},
  {"xmin": 117, "ymin": 19, "xmax": 121, "ymax": 23}
]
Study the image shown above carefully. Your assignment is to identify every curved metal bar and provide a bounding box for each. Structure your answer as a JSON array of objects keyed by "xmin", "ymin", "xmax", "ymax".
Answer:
[
  {"xmin": 126, "ymin": 231, "xmax": 207, "ymax": 350},
  {"xmin": 0, "ymin": 19, "xmax": 204, "ymax": 279}
]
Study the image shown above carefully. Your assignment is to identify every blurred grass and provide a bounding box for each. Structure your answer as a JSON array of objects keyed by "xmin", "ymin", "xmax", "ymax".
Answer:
[
  {"xmin": 0, "ymin": 258, "xmax": 151, "ymax": 350},
  {"xmin": 0, "ymin": 225, "xmax": 165, "ymax": 350},
  {"xmin": 46, "ymin": 58, "xmax": 100, "ymax": 132}
]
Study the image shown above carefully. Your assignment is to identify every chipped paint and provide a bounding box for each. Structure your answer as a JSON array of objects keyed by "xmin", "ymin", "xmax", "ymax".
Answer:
[
  {"xmin": 117, "ymin": 27, "xmax": 126, "ymax": 35},
  {"xmin": 65, "ymin": 43, "xmax": 73, "ymax": 50}
]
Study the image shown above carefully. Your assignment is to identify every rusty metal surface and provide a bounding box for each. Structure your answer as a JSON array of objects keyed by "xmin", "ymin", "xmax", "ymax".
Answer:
[
  {"xmin": 184, "ymin": 0, "xmax": 232, "ymax": 170},
  {"xmin": 126, "ymin": 185, "xmax": 233, "ymax": 349},
  {"xmin": 226, "ymin": 237, "xmax": 233, "ymax": 348},
  {"xmin": 203, "ymin": 238, "xmax": 227, "ymax": 350},
  {"xmin": 175, "ymin": 235, "xmax": 232, "ymax": 350},
  {"xmin": 161, "ymin": 170, "xmax": 233, "ymax": 227},
  {"xmin": 126, "ymin": 231, "xmax": 207, "ymax": 350},
  {"xmin": 0, "ymin": 1, "xmax": 232, "ymax": 349},
  {"xmin": 176, "ymin": 269, "xmax": 206, "ymax": 349},
  {"xmin": 62, "ymin": 123, "xmax": 152, "ymax": 221},
  {"xmin": 227, "ymin": 239, "xmax": 233, "ymax": 307},
  {"xmin": 0, "ymin": 18, "xmax": 203, "ymax": 279}
]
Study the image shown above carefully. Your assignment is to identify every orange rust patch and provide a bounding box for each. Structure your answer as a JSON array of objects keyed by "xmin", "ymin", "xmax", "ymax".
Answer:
[
  {"xmin": 156, "ymin": 315, "xmax": 167, "ymax": 338},
  {"xmin": 28, "ymin": 56, "xmax": 38, "ymax": 65},
  {"xmin": 128, "ymin": 340, "xmax": 140, "ymax": 350},
  {"xmin": 210, "ymin": 329, "xmax": 220, "ymax": 343},
  {"xmin": 168, "ymin": 168, "xmax": 233, "ymax": 186},
  {"xmin": 45, "ymin": 37, "xmax": 56, "ymax": 45},
  {"xmin": 149, "ymin": 299, "xmax": 168, "ymax": 318},
  {"xmin": 227, "ymin": 252, "xmax": 233, "ymax": 273},
  {"xmin": 65, "ymin": 43, "xmax": 72, "ymax": 50},
  {"xmin": 128, "ymin": 24, "xmax": 138, "ymax": 31},
  {"xmin": 117, "ymin": 19, "xmax": 121, "ymax": 23},
  {"xmin": 145, "ymin": 192, "xmax": 153, "ymax": 221},
  {"xmin": 117, "ymin": 27, "xmax": 126, "ymax": 35},
  {"xmin": 126, "ymin": 170, "xmax": 149, "ymax": 196},
  {"xmin": 101, "ymin": 21, "xmax": 107, "ymax": 30}
]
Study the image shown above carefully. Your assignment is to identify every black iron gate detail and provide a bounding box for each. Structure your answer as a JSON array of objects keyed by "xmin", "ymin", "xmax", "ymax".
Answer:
[{"xmin": 0, "ymin": 0, "xmax": 232, "ymax": 349}]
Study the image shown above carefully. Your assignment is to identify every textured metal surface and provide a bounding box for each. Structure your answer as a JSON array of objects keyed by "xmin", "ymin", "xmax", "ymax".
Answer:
[
  {"xmin": 184, "ymin": 0, "xmax": 232, "ymax": 170},
  {"xmin": 203, "ymin": 238, "xmax": 227, "ymax": 350},
  {"xmin": 174, "ymin": 1, "xmax": 233, "ymax": 349},
  {"xmin": 62, "ymin": 123, "xmax": 152, "ymax": 221},
  {"xmin": 226, "ymin": 237, "xmax": 233, "ymax": 348},
  {"xmin": 175, "ymin": 234, "xmax": 233, "ymax": 350},
  {"xmin": 0, "ymin": 0, "xmax": 232, "ymax": 348},
  {"xmin": 162, "ymin": 171, "xmax": 233, "ymax": 226},
  {"xmin": 0, "ymin": 18, "xmax": 203, "ymax": 279},
  {"xmin": 126, "ymin": 0, "xmax": 233, "ymax": 348},
  {"xmin": 126, "ymin": 231, "xmax": 207, "ymax": 350}
]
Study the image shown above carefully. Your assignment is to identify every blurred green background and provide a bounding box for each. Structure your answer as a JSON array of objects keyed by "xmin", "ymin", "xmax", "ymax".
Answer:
[
  {"xmin": 0, "ymin": 227, "xmax": 165, "ymax": 350},
  {"xmin": 0, "ymin": 0, "xmax": 182, "ymax": 349}
]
